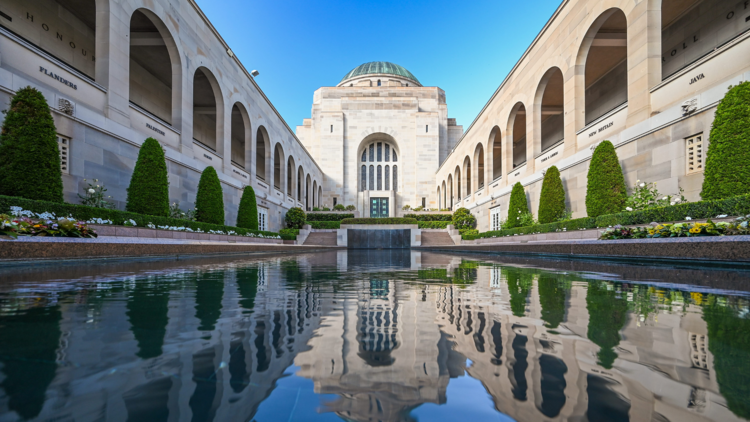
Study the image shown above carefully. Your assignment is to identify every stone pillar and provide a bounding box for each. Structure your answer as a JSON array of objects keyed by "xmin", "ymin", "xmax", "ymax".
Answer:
[
  {"xmin": 220, "ymin": 98, "xmax": 232, "ymax": 175},
  {"xmin": 625, "ymin": 1, "xmax": 660, "ymax": 126},
  {"xmin": 97, "ymin": 0, "xmax": 130, "ymax": 126},
  {"xmin": 563, "ymin": 66, "xmax": 578, "ymax": 158}
]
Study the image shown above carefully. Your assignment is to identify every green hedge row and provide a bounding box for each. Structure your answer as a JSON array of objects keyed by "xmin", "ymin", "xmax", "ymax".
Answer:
[
  {"xmin": 465, "ymin": 193, "xmax": 750, "ymax": 240},
  {"xmin": 279, "ymin": 228, "xmax": 299, "ymax": 241},
  {"xmin": 404, "ymin": 214, "xmax": 452, "ymax": 222},
  {"xmin": 305, "ymin": 213, "xmax": 354, "ymax": 221},
  {"xmin": 340, "ymin": 218, "xmax": 418, "ymax": 225},
  {"xmin": 0, "ymin": 195, "xmax": 280, "ymax": 237},
  {"xmin": 308, "ymin": 221, "xmax": 341, "ymax": 229},
  {"xmin": 418, "ymin": 221, "xmax": 451, "ymax": 229}
]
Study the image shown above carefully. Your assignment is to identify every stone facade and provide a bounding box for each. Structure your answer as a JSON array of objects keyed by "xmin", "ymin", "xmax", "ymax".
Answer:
[{"xmin": 0, "ymin": 0, "xmax": 323, "ymax": 231}]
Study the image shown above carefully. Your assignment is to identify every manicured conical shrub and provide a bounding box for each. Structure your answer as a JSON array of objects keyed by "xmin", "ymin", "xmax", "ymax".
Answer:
[
  {"xmin": 0, "ymin": 86, "xmax": 63, "ymax": 202},
  {"xmin": 126, "ymin": 137, "xmax": 169, "ymax": 216},
  {"xmin": 236, "ymin": 185, "xmax": 258, "ymax": 230},
  {"xmin": 505, "ymin": 182, "xmax": 529, "ymax": 229},
  {"xmin": 538, "ymin": 166, "xmax": 566, "ymax": 224},
  {"xmin": 585, "ymin": 140, "xmax": 626, "ymax": 218},
  {"xmin": 195, "ymin": 166, "xmax": 224, "ymax": 225},
  {"xmin": 701, "ymin": 81, "xmax": 750, "ymax": 200}
]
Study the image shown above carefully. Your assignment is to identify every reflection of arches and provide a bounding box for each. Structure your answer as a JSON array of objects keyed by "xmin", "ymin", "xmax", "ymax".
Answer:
[
  {"xmin": 575, "ymin": 8, "xmax": 628, "ymax": 127},
  {"xmin": 534, "ymin": 67, "xmax": 565, "ymax": 153},
  {"xmin": 256, "ymin": 126, "xmax": 270, "ymax": 183},
  {"xmin": 489, "ymin": 126, "xmax": 502, "ymax": 181},
  {"xmin": 128, "ymin": 9, "xmax": 182, "ymax": 127},
  {"xmin": 507, "ymin": 102, "xmax": 527, "ymax": 169},
  {"xmin": 273, "ymin": 143, "xmax": 284, "ymax": 191},
  {"xmin": 192, "ymin": 67, "xmax": 224, "ymax": 152},
  {"xmin": 286, "ymin": 156, "xmax": 296, "ymax": 197},
  {"xmin": 473, "ymin": 143, "xmax": 485, "ymax": 191},
  {"xmin": 230, "ymin": 103, "xmax": 250, "ymax": 168}
]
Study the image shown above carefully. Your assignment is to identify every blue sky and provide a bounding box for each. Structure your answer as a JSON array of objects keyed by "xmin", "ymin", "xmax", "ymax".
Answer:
[{"xmin": 195, "ymin": 0, "xmax": 563, "ymax": 134}]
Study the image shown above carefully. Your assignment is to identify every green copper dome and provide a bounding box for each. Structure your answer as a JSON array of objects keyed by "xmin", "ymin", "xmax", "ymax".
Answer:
[{"xmin": 339, "ymin": 61, "xmax": 420, "ymax": 85}]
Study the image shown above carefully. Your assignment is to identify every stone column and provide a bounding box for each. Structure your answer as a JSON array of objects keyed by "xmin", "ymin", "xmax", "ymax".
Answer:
[
  {"xmin": 625, "ymin": 1, "xmax": 660, "ymax": 126},
  {"xmin": 97, "ymin": 0, "xmax": 130, "ymax": 126}
]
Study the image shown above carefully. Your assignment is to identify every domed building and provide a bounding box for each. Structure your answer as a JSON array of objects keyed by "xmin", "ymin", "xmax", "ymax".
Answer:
[{"xmin": 297, "ymin": 61, "xmax": 463, "ymax": 216}]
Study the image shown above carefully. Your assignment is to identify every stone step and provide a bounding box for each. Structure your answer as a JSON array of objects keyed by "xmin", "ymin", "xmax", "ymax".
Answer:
[
  {"xmin": 420, "ymin": 231, "xmax": 456, "ymax": 246},
  {"xmin": 304, "ymin": 232, "xmax": 338, "ymax": 246}
]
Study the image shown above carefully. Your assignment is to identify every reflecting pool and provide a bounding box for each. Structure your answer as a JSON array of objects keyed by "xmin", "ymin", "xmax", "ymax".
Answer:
[{"xmin": 1, "ymin": 251, "xmax": 750, "ymax": 421}]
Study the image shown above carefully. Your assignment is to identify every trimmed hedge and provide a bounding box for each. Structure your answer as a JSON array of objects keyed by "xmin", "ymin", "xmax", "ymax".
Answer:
[
  {"xmin": 0, "ymin": 86, "xmax": 64, "ymax": 203},
  {"xmin": 468, "ymin": 217, "xmax": 597, "ymax": 240},
  {"xmin": 506, "ymin": 183, "xmax": 529, "ymax": 229},
  {"xmin": 586, "ymin": 140, "xmax": 626, "ymax": 218},
  {"xmin": 340, "ymin": 218, "xmax": 418, "ymax": 225},
  {"xmin": 279, "ymin": 228, "xmax": 299, "ymax": 241},
  {"xmin": 404, "ymin": 214, "xmax": 452, "ymax": 222},
  {"xmin": 0, "ymin": 194, "xmax": 279, "ymax": 237},
  {"xmin": 308, "ymin": 221, "xmax": 340, "ymax": 229},
  {"xmin": 701, "ymin": 81, "xmax": 750, "ymax": 200},
  {"xmin": 285, "ymin": 207, "xmax": 306, "ymax": 229},
  {"xmin": 538, "ymin": 166, "xmax": 566, "ymax": 224},
  {"xmin": 236, "ymin": 186, "xmax": 259, "ymax": 230},
  {"xmin": 306, "ymin": 213, "xmax": 354, "ymax": 221},
  {"xmin": 126, "ymin": 137, "xmax": 169, "ymax": 217},
  {"xmin": 418, "ymin": 221, "xmax": 450, "ymax": 229},
  {"xmin": 195, "ymin": 166, "xmax": 224, "ymax": 225}
]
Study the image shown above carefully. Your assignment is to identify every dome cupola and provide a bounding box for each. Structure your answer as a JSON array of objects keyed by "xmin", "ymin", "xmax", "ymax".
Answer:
[{"xmin": 338, "ymin": 62, "xmax": 421, "ymax": 87}]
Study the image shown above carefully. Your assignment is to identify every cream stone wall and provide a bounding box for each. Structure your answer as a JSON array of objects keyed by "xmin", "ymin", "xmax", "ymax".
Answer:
[{"xmin": 435, "ymin": 0, "xmax": 750, "ymax": 231}]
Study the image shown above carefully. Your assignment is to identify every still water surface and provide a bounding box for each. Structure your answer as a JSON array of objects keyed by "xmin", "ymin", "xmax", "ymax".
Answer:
[{"xmin": 1, "ymin": 251, "xmax": 749, "ymax": 422}]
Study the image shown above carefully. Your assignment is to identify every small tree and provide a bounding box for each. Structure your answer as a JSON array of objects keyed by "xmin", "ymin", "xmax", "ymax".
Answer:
[
  {"xmin": 236, "ymin": 185, "xmax": 258, "ymax": 230},
  {"xmin": 586, "ymin": 140, "xmax": 627, "ymax": 218},
  {"xmin": 0, "ymin": 86, "xmax": 63, "ymax": 202},
  {"xmin": 452, "ymin": 207, "xmax": 476, "ymax": 230},
  {"xmin": 126, "ymin": 138, "xmax": 169, "ymax": 216},
  {"xmin": 538, "ymin": 166, "xmax": 567, "ymax": 224},
  {"xmin": 285, "ymin": 207, "xmax": 306, "ymax": 229},
  {"xmin": 505, "ymin": 182, "xmax": 529, "ymax": 229},
  {"xmin": 195, "ymin": 166, "xmax": 224, "ymax": 225},
  {"xmin": 701, "ymin": 82, "xmax": 750, "ymax": 200}
]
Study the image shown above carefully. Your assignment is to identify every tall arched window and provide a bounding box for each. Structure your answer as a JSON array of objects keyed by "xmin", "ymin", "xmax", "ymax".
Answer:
[
  {"xmin": 385, "ymin": 165, "xmax": 390, "ymax": 190},
  {"xmin": 362, "ymin": 150, "xmax": 367, "ymax": 162},
  {"xmin": 377, "ymin": 80, "xmax": 381, "ymax": 86},
  {"xmin": 369, "ymin": 144, "xmax": 374, "ymax": 161},
  {"xmin": 393, "ymin": 166, "xmax": 398, "ymax": 193},
  {"xmin": 377, "ymin": 143, "xmax": 382, "ymax": 162},
  {"xmin": 369, "ymin": 166, "xmax": 375, "ymax": 190},
  {"xmin": 393, "ymin": 151, "xmax": 398, "ymax": 162},
  {"xmin": 360, "ymin": 141, "xmax": 398, "ymax": 192},
  {"xmin": 385, "ymin": 144, "xmax": 390, "ymax": 161},
  {"xmin": 361, "ymin": 165, "xmax": 366, "ymax": 192},
  {"xmin": 377, "ymin": 165, "xmax": 382, "ymax": 190}
]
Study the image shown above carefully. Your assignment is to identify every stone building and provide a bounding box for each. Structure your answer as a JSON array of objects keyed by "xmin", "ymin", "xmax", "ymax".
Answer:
[{"xmin": 296, "ymin": 61, "xmax": 463, "ymax": 217}]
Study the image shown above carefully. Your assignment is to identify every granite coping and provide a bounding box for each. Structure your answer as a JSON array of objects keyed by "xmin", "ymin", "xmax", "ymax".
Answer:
[
  {"xmin": 418, "ymin": 235, "xmax": 750, "ymax": 264},
  {"xmin": 89, "ymin": 224, "xmax": 282, "ymax": 244}
]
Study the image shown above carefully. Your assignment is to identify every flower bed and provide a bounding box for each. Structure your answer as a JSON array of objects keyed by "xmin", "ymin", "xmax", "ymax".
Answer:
[
  {"xmin": 1, "ymin": 212, "xmax": 97, "ymax": 239},
  {"xmin": 599, "ymin": 215, "xmax": 750, "ymax": 240},
  {"xmin": 340, "ymin": 218, "xmax": 418, "ymax": 225},
  {"xmin": 0, "ymin": 195, "xmax": 280, "ymax": 239}
]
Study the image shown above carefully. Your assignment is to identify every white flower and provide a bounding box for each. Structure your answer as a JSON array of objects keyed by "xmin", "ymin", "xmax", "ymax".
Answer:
[
  {"xmin": 88, "ymin": 188, "xmax": 95, "ymax": 194},
  {"xmin": 639, "ymin": 183, "xmax": 645, "ymax": 188},
  {"xmin": 685, "ymin": 217, "xmax": 692, "ymax": 221},
  {"xmin": 674, "ymin": 198, "xmax": 681, "ymax": 203},
  {"xmin": 670, "ymin": 202, "xmax": 675, "ymax": 206},
  {"xmin": 626, "ymin": 207, "xmax": 633, "ymax": 212},
  {"xmin": 717, "ymin": 214, "xmax": 728, "ymax": 218},
  {"xmin": 662, "ymin": 196, "xmax": 668, "ymax": 200}
]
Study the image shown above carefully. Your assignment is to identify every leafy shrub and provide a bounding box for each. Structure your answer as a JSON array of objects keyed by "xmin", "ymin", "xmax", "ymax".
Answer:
[
  {"xmin": 474, "ymin": 217, "xmax": 598, "ymax": 239},
  {"xmin": 625, "ymin": 180, "xmax": 686, "ymax": 211},
  {"xmin": 506, "ymin": 182, "xmax": 529, "ymax": 229},
  {"xmin": 418, "ymin": 221, "xmax": 450, "ymax": 229},
  {"xmin": 78, "ymin": 179, "xmax": 115, "ymax": 209},
  {"xmin": 333, "ymin": 204, "xmax": 346, "ymax": 211},
  {"xmin": 538, "ymin": 166, "xmax": 566, "ymax": 224},
  {"xmin": 586, "ymin": 140, "xmax": 626, "ymax": 218},
  {"xmin": 322, "ymin": 207, "xmax": 331, "ymax": 211},
  {"xmin": 413, "ymin": 206, "xmax": 424, "ymax": 212},
  {"xmin": 340, "ymin": 218, "xmax": 418, "ymax": 225},
  {"xmin": 452, "ymin": 207, "xmax": 476, "ymax": 230},
  {"xmin": 308, "ymin": 221, "xmax": 340, "ymax": 229},
  {"xmin": 459, "ymin": 229, "xmax": 479, "ymax": 239},
  {"xmin": 236, "ymin": 186, "xmax": 258, "ymax": 230},
  {"xmin": 0, "ymin": 86, "xmax": 64, "ymax": 203},
  {"xmin": 306, "ymin": 213, "xmax": 354, "ymax": 221},
  {"xmin": 195, "ymin": 166, "xmax": 224, "ymax": 225},
  {"xmin": 285, "ymin": 207, "xmax": 306, "ymax": 229},
  {"xmin": 0, "ymin": 194, "xmax": 279, "ymax": 237},
  {"xmin": 169, "ymin": 202, "xmax": 196, "ymax": 221},
  {"xmin": 345, "ymin": 205, "xmax": 356, "ymax": 211},
  {"xmin": 312, "ymin": 207, "xmax": 321, "ymax": 211},
  {"xmin": 126, "ymin": 138, "xmax": 170, "ymax": 217},
  {"xmin": 402, "ymin": 205, "xmax": 411, "ymax": 211},
  {"xmin": 517, "ymin": 212, "xmax": 538, "ymax": 227},
  {"xmin": 404, "ymin": 214, "xmax": 452, "ymax": 221},
  {"xmin": 702, "ymin": 82, "xmax": 750, "ymax": 200},
  {"xmin": 279, "ymin": 228, "xmax": 300, "ymax": 241}
]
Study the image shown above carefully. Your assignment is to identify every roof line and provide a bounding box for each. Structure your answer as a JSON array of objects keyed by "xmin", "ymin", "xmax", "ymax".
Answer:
[
  {"xmin": 437, "ymin": 0, "xmax": 569, "ymax": 173},
  {"xmin": 187, "ymin": 0, "xmax": 323, "ymax": 174}
]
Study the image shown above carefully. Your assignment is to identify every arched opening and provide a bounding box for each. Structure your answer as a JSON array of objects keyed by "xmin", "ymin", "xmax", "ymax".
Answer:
[
  {"xmin": 454, "ymin": 166, "xmax": 462, "ymax": 202},
  {"xmin": 192, "ymin": 67, "xmax": 222, "ymax": 152},
  {"xmin": 447, "ymin": 175, "xmax": 454, "ymax": 209},
  {"xmin": 463, "ymin": 156, "xmax": 472, "ymax": 197},
  {"xmin": 359, "ymin": 136, "xmax": 399, "ymax": 192},
  {"xmin": 287, "ymin": 157, "xmax": 296, "ymax": 197},
  {"xmin": 129, "ymin": 10, "xmax": 179, "ymax": 126},
  {"xmin": 273, "ymin": 144, "xmax": 284, "ymax": 191},
  {"xmin": 305, "ymin": 175, "xmax": 312, "ymax": 211},
  {"xmin": 489, "ymin": 127, "xmax": 502, "ymax": 181},
  {"xmin": 256, "ymin": 127, "xmax": 270, "ymax": 182},
  {"xmin": 509, "ymin": 103, "xmax": 527, "ymax": 169},
  {"xmin": 312, "ymin": 181, "xmax": 317, "ymax": 208},
  {"xmin": 297, "ymin": 167, "xmax": 304, "ymax": 203},
  {"xmin": 318, "ymin": 186, "xmax": 322, "ymax": 207},
  {"xmin": 582, "ymin": 9, "xmax": 628, "ymax": 125},
  {"xmin": 536, "ymin": 67, "xmax": 565, "ymax": 152},
  {"xmin": 230, "ymin": 104, "xmax": 249, "ymax": 168},
  {"xmin": 474, "ymin": 144, "xmax": 485, "ymax": 190},
  {"xmin": 442, "ymin": 181, "xmax": 447, "ymax": 209}
]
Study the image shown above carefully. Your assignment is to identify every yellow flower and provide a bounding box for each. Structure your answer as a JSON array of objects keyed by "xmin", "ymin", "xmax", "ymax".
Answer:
[
  {"xmin": 689, "ymin": 227, "xmax": 701, "ymax": 234},
  {"xmin": 648, "ymin": 230, "xmax": 655, "ymax": 235}
]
